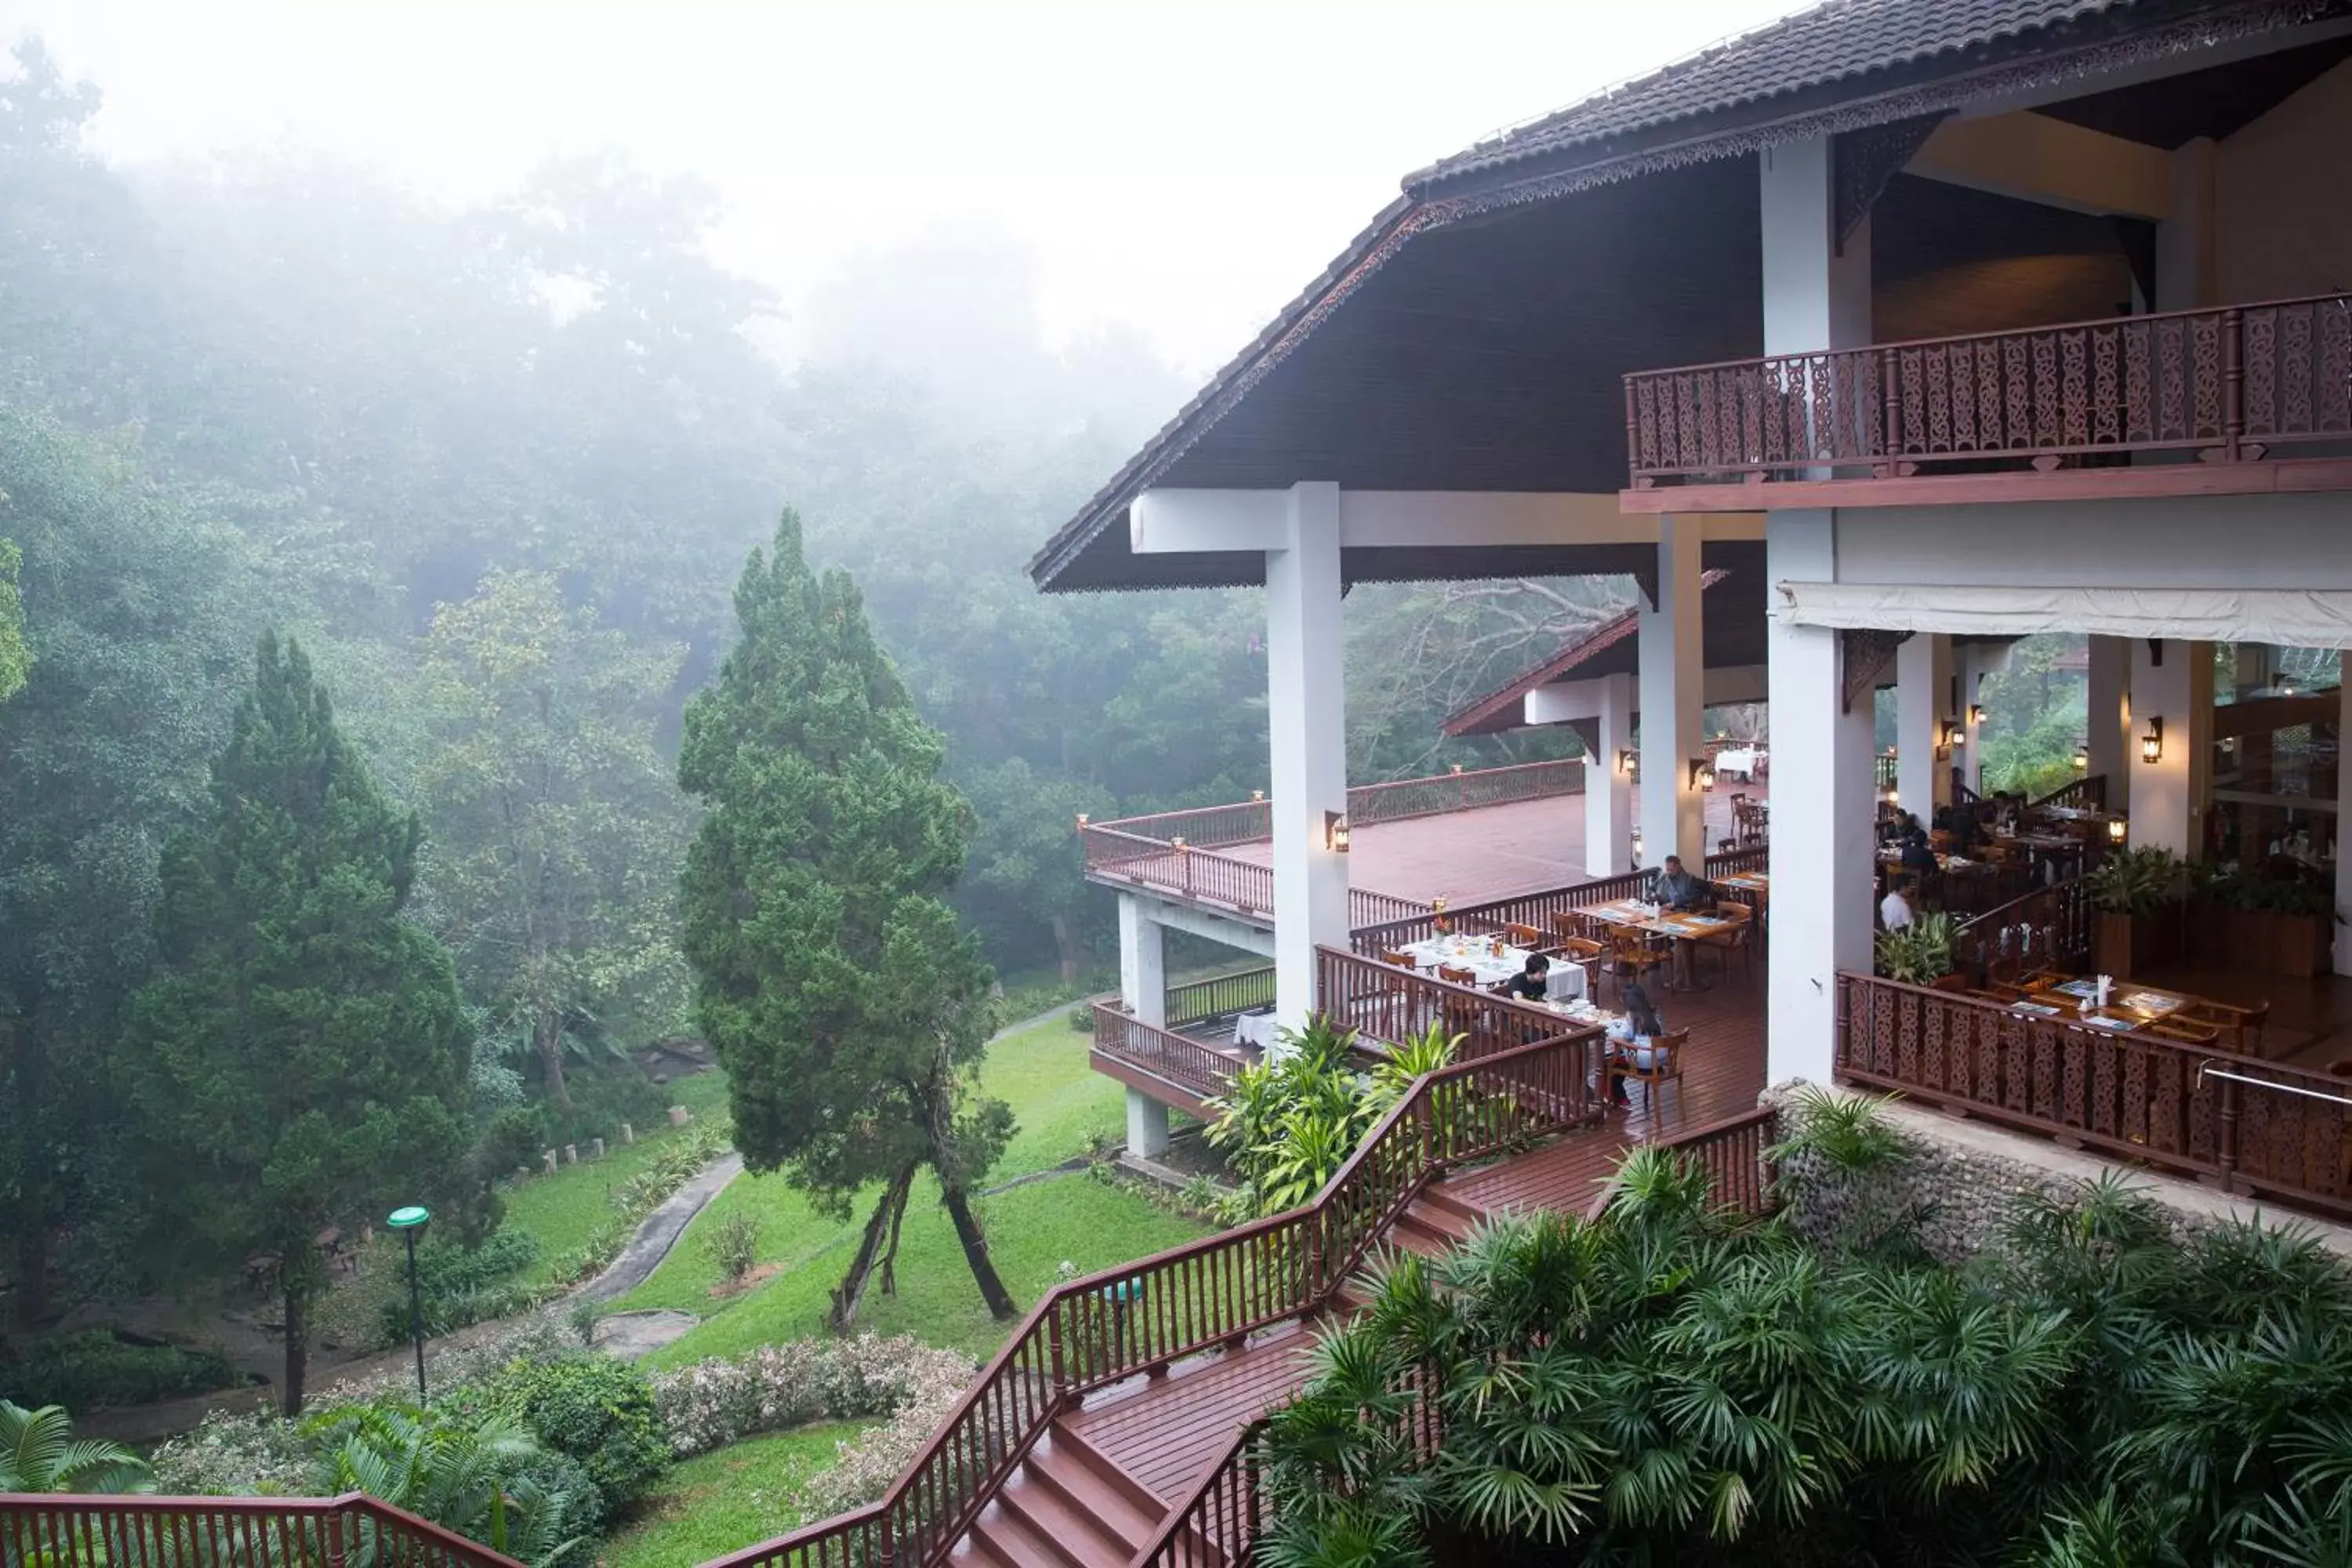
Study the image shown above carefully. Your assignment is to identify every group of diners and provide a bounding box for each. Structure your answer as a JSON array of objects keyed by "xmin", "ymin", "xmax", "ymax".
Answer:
[{"xmin": 1486, "ymin": 950, "xmax": 1678, "ymax": 1110}]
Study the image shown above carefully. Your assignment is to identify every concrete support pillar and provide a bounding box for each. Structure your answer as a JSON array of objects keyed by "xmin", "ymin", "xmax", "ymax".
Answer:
[
  {"xmin": 1766, "ymin": 512, "xmax": 1877, "ymax": 1085},
  {"xmin": 1126, "ymin": 1089, "xmax": 1171, "ymax": 1160},
  {"xmin": 1117, "ymin": 894, "xmax": 1167, "ymax": 1027},
  {"xmin": 1639, "ymin": 516, "xmax": 1706, "ymax": 869},
  {"xmin": 1265, "ymin": 481, "xmax": 1350, "ymax": 1029},
  {"xmin": 1895, "ymin": 633, "xmax": 1952, "ymax": 818},
  {"xmin": 1759, "ymin": 135, "xmax": 1874, "ymax": 1087},
  {"xmin": 2336, "ymin": 653, "xmax": 2351, "ymax": 975},
  {"xmin": 2156, "ymin": 137, "xmax": 2218, "ymax": 312},
  {"xmin": 2087, "ymin": 636, "xmax": 2132, "ymax": 812},
  {"xmin": 2128, "ymin": 638, "xmax": 2214, "ymax": 861},
  {"xmin": 1584, "ymin": 673, "xmax": 1635, "ymax": 877}
]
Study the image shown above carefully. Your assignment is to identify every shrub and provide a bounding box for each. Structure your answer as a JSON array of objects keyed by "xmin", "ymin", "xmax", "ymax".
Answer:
[
  {"xmin": 151, "ymin": 1406, "xmax": 316, "ymax": 1496},
  {"xmin": 4, "ymin": 1329, "xmax": 243, "ymax": 1410},
  {"xmin": 791, "ymin": 1348, "xmax": 980, "ymax": 1519},
  {"xmin": 373, "ymin": 1230, "xmax": 547, "ymax": 1345},
  {"xmin": 702, "ymin": 1211, "xmax": 760, "ymax": 1286},
  {"xmin": 650, "ymin": 1334, "xmax": 974, "ymax": 1457},
  {"xmin": 463, "ymin": 1354, "xmax": 670, "ymax": 1530},
  {"xmin": 481, "ymin": 1102, "xmax": 546, "ymax": 1173}
]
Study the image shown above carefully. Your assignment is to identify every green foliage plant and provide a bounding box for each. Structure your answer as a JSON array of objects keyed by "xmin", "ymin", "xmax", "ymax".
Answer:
[
  {"xmin": 2, "ymin": 1327, "xmax": 244, "ymax": 1410},
  {"xmin": 2086, "ymin": 845, "xmax": 2185, "ymax": 915},
  {"xmin": 1874, "ymin": 910, "xmax": 1958, "ymax": 985},
  {"xmin": 301, "ymin": 1401, "xmax": 589, "ymax": 1568},
  {"xmin": 464, "ymin": 1353, "xmax": 670, "ymax": 1534},
  {"xmin": 702, "ymin": 1211, "xmax": 760, "ymax": 1287},
  {"xmin": 122, "ymin": 634, "xmax": 477, "ymax": 1414},
  {"xmin": 0, "ymin": 536, "xmax": 27, "ymax": 705},
  {"xmin": 0, "ymin": 1399, "xmax": 154, "ymax": 1493}
]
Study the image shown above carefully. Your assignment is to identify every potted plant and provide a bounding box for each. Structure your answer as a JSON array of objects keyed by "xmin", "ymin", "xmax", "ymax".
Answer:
[
  {"xmin": 2085, "ymin": 846, "xmax": 2183, "ymax": 978},
  {"xmin": 2200, "ymin": 866, "xmax": 2336, "ymax": 978},
  {"xmin": 1875, "ymin": 912, "xmax": 1962, "ymax": 989}
]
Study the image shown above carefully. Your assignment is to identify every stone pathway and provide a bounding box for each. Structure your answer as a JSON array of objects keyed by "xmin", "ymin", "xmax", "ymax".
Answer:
[{"xmin": 574, "ymin": 1152, "xmax": 746, "ymax": 1304}]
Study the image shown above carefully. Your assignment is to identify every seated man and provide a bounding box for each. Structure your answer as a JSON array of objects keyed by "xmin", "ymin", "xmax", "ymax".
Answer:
[
  {"xmin": 1899, "ymin": 828, "xmax": 1939, "ymax": 879},
  {"xmin": 1881, "ymin": 877, "xmax": 1915, "ymax": 931},
  {"xmin": 1652, "ymin": 854, "xmax": 1711, "ymax": 911},
  {"xmin": 1501, "ymin": 952, "xmax": 1553, "ymax": 1004}
]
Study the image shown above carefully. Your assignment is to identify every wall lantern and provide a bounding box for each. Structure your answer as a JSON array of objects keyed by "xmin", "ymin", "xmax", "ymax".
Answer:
[
  {"xmin": 1631, "ymin": 827, "xmax": 1644, "ymax": 862},
  {"xmin": 1689, "ymin": 758, "xmax": 1715, "ymax": 790},
  {"xmin": 1450, "ymin": 763, "xmax": 1464, "ymax": 775},
  {"xmin": 1075, "ymin": 812, "xmax": 1089, "ymax": 829},
  {"xmin": 1323, "ymin": 811, "xmax": 1351, "ymax": 854},
  {"xmin": 2072, "ymin": 744, "xmax": 2089, "ymax": 772},
  {"xmin": 2140, "ymin": 716, "xmax": 2165, "ymax": 764},
  {"xmin": 1171, "ymin": 835, "xmax": 1188, "ymax": 851},
  {"xmin": 1616, "ymin": 749, "xmax": 1639, "ymax": 778},
  {"xmin": 1940, "ymin": 719, "xmax": 1963, "ymax": 748},
  {"xmin": 1968, "ymin": 703, "xmax": 1985, "ymax": 728},
  {"xmin": 1886, "ymin": 788, "xmax": 1900, "ymax": 808},
  {"xmin": 2108, "ymin": 817, "xmax": 2128, "ymax": 844},
  {"xmin": 2281, "ymin": 678, "xmax": 2296, "ymax": 696}
]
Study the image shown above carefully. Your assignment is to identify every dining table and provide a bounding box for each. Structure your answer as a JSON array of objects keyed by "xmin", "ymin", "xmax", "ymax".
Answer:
[
  {"xmin": 1395, "ymin": 935, "xmax": 1588, "ymax": 1000},
  {"xmin": 1716, "ymin": 870, "xmax": 1769, "ymax": 894},
  {"xmin": 2012, "ymin": 975, "xmax": 2201, "ymax": 1032}
]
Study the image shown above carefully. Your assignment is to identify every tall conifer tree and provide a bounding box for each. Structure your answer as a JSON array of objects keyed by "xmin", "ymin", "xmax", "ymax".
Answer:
[
  {"xmin": 125, "ymin": 633, "xmax": 474, "ymax": 1411},
  {"xmin": 680, "ymin": 512, "xmax": 1015, "ymax": 1323}
]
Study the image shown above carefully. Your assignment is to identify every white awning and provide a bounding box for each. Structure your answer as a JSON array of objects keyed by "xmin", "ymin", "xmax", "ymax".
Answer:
[{"xmin": 1775, "ymin": 583, "xmax": 2352, "ymax": 649}]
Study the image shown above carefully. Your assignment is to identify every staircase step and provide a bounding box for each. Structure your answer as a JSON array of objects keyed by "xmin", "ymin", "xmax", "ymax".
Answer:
[
  {"xmin": 962, "ymin": 1498, "xmax": 1076, "ymax": 1568},
  {"xmin": 1403, "ymin": 1197, "xmax": 1473, "ymax": 1242},
  {"xmin": 1387, "ymin": 1211, "xmax": 1457, "ymax": 1258},
  {"xmin": 1047, "ymin": 1421, "xmax": 1167, "ymax": 1526},
  {"xmin": 1417, "ymin": 1183, "xmax": 1487, "ymax": 1229},
  {"xmin": 1013, "ymin": 1429, "xmax": 1163, "ymax": 1558}
]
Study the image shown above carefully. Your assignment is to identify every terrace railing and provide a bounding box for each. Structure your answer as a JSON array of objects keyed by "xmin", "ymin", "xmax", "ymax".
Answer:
[
  {"xmin": 1316, "ymin": 946, "xmax": 1606, "ymax": 1067},
  {"xmin": 725, "ymin": 1023, "xmax": 1601, "ymax": 1568},
  {"xmin": 1350, "ymin": 844, "xmax": 1767, "ymax": 956},
  {"xmin": 2028, "ymin": 773, "xmax": 2109, "ymax": 813},
  {"xmin": 1163, "ymin": 966, "xmax": 1276, "ymax": 1029},
  {"xmin": 1951, "ymin": 877, "xmax": 2092, "ymax": 981},
  {"xmin": 1838, "ymin": 974, "xmax": 2352, "ymax": 1221},
  {"xmin": 1346, "ymin": 758, "xmax": 1583, "ymax": 826},
  {"xmin": 0, "ymin": 1493, "xmax": 526, "ymax": 1568},
  {"xmin": 1091, "ymin": 1004, "xmax": 1244, "ymax": 1105},
  {"xmin": 1626, "ymin": 292, "xmax": 2352, "ymax": 488}
]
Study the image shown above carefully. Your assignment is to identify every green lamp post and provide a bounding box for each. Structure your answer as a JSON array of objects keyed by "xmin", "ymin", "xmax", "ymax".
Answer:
[{"xmin": 387, "ymin": 1205, "xmax": 431, "ymax": 1400}]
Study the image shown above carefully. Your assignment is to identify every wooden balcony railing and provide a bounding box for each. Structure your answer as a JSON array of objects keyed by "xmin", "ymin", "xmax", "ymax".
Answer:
[
  {"xmin": 734, "ymin": 1026, "xmax": 1601, "ymax": 1568},
  {"xmin": 1314, "ymin": 946, "xmax": 1605, "ymax": 1069},
  {"xmin": 1653, "ymin": 1105, "xmax": 1778, "ymax": 1218},
  {"xmin": 2027, "ymin": 773, "xmax": 2109, "ymax": 813},
  {"xmin": 1625, "ymin": 292, "xmax": 2352, "ymax": 488},
  {"xmin": 1091, "ymin": 1004, "xmax": 1244, "ymax": 1105},
  {"xmin": 1128, "ymin": 1421, "xmax": 1266, "ymax": 1568},
  {"xmin": 0, "ymin": 1493, "xmax": 526, "ymax": 1568},
  {"xmin": 1349, "ymin": 845, "xmax": 1767, "ymax": 956},
  {"xmin": 1838, "ymin": 975, "xmax": 2352, "ymax": 1220},
  {"xmin": 1951, "ymin": 877, "xmax": 2092, "ymax": 981},
  {"xmin": 1345, "ymin": 758, "xmax": 1583, "ymax": 826},
  {"xmin": 1163, "ymin": 966, "xmax": 1276, "ymax": 1029}
]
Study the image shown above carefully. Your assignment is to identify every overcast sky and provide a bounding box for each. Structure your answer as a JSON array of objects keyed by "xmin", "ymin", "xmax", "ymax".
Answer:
[{"xmin": 5, "ymin": 0, "xmax": 1801, "ymax": 376}]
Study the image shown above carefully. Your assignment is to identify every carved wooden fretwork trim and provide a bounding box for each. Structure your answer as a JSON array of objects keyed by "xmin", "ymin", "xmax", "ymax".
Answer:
[
  {"xmin": 1842, "ymin": 627, "xmax": 1912, "ymax": 713},
  {"xmin": 1835, "ymin": 111, "xmax": 1950, "ymax": 253}
]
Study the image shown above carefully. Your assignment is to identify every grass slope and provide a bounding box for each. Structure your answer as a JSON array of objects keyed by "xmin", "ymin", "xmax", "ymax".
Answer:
[
  {"xmin": 499, "ymin": 1071, "xmax": 732, "ymax": 1286},
  {"xmin": 602, "ymin": 1421, "xmax": 871, "ymax": 1568},
  {"xmin": 615, "ymin": 1013, "xmax": 1211, "ymax": 1364}
]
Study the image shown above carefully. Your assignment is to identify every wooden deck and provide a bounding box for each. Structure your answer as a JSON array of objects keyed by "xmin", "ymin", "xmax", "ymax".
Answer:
[
  {"xmin": 1065, "ymin": 1325, "xmax": 1321, "ymax": 1505},
  {"xmin": 1220, "ymin": 783, "xmax": 1769, "ymax": 906}
]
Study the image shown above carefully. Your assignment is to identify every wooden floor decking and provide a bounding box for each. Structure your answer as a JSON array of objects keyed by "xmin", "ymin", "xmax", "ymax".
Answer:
[{"xmin": 1064, "ymin": 1325, "xmax": 1322, "ymax": 1505}]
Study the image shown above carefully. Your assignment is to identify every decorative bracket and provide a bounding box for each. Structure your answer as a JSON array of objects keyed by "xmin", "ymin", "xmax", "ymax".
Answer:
[
  {"xmin": 1834, "ymin": 111, "xmax": 1950, "ymax": 255},
  {"xmin": 1842, "ymin": 628, "xmax": 1912, "ymax": 713}
]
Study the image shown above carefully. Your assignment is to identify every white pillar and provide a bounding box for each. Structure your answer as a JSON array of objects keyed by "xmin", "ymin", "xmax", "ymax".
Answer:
[
  {"xmin": 1116, "ymin": 896, "xmax": 1171, "ymax": 1158},
  {"xmin": 2087, "ymin": 635, "xmax": 2132, "ymax": 811},
  {"xmin": 2336, "ymin": 653, "xmax": 2350, "ymax": 975},
  {"xmin": 1265, "ymin": 481, "xmax": 1350, "ymax": 1029},
  {"xmin": 1955, "ymin": 646, "xmax": 1984, "ymax": 795},
  {"xmin": 1584, "ymin": 673, "xmax": 1635, "ymax": 877},
  {"xmin": 1766, "ymin": 513, "xmax": 1877, "ymax": 1084},
  {"xmin": 1639, "ymin": 516, "xmax": 1705, "ymax": 868},
  {"xmin": 1895, "ymin": 633, "xmax": 1952, "ymax": 817},
  {"xmin": 1761, "ymin": 133, "xmax": 1874, "ymax": 1086},
  {"xmin": 2128, "ymin": 638, "xmax": 2213, "ymax": 861}
]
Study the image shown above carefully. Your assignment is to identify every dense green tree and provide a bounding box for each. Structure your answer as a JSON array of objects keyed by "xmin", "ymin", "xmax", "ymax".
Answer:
[
  {"xmin": 418, "ymin": 569, "xmax": 691, "ymax": 1112},
  {"xmin": 0, "ymin": 537, "xmax": 25, "ymax": 704},
  {"xmin": 678, "ymin": 512, "xmax": 1016, "ymax": 1324},
  {"xmin": 123, "ymin": 634, "xmax": 474, "ymax": 1413}
]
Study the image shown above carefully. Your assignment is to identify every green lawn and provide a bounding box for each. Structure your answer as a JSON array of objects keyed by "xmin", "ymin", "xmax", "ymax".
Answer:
[
  {"xmin": 501, "ymin": 1070, "xmax": 733, "ymax": 1286},
  {"xmin": 601, "ymin": 1421, "xmax": 870, "ymax": 1568}
]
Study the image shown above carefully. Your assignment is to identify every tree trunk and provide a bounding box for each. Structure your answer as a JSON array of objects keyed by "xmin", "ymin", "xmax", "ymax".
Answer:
[
  {"xmin": 1051, "ymin": 913, "xmax": 1080, "ymax": 988},
  {"xmin": 281, "ymin": 1283, "xmax": 307, "ymax": 1417},
  {"xmin": 535, "ymin": 1012, "xmax": 573, "ymax": 1113},
  {"xmin": 15, "ymin": 1224, "xmax": 49, "ymax": 1329},
  {"xmin": 941, "ymin": 1184, "xmax": 1018, "ymax": 1321},
  {"xmin": 829, "ymin": 1162, "xmax": 916, "ymax": 1332},
  {"xmin": 878, "ymin": 1167, "xmax": 913, "ymax": 1297}
]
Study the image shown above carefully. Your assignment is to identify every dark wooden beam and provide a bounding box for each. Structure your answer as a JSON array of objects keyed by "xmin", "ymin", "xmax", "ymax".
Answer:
[{"xmin": 1617, "ymin": 456, "xmax": 2352, "ymax": 514}]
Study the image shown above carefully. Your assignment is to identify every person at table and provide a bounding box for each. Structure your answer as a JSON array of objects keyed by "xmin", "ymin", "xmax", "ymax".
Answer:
[
  {"xmin": 1652, "ymin": 854, "xmax": 1711, "ymax": 911},
  {"xmin": 1501, "ymin": 952, "xmax": 1553, "ymax": 1003},
  {"xmin": 1601, "ymin": 982, "xmax": 1667, "ymax": 1108},
  {"xmin": 1899, "ymin": 826, "xmax": 1938, "ymax": 880},
  {"xmin": 1881, "ymin": 877, "xmax": 1915, "ymax": 931}
]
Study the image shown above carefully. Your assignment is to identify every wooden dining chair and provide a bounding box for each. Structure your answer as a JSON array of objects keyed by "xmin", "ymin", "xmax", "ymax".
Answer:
[
  {"xmin": 1697, "ymin": 902, "xmax": 1755, "ymax": 982},
  {"xmin": 2184, "ymin": 998, "xmax": 2269, "ymax": 1057},
  {"xmin": 1603, "ymin": 933, "xmax": 1668, "ymax": 1004},
  {"xmin": 1436, "ymin": 964, "xmax": 1479, "ymax": 989},
  {"xmin": 1623, "ymin": 1027, "xmax": 1689, "ymax": 1119},
  {"xmin": 1377, "ymin": 949, "xmax": 1418, "ymax": 970},
  {"xmin": 1504, "ymin": 923, "xmax": 1549, "ymax": 952},
  {"xmin": 1558, "ymin": 935, "xmax": 1606, "ymax": 999}
]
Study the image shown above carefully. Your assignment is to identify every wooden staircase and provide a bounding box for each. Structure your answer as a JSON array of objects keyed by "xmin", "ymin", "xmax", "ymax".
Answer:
[{"xmin": 950, "ymin": 1425, "xmax": 1167, "ymax": 1568}]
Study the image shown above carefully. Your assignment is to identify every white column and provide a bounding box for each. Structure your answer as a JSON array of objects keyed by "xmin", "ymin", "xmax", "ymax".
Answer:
[
  {"xmin": 1584, "ymin": 673, "xmax": 1635, "ymax": 877},
  {"xmin": 1761, "ymin": 133, "xmax": 1874, "ymax": 1086},
  {"xmin": 1956, "ymin": 646, "xmax": 1984, "ymax": 795},
  {"xmin": 1895, "ymin": 633, "xmax": 1952, "ymax": 817},
  {"xmin": 2087, "ymin": 636, "xmax": 2132, "ymax": 811},
  {"xmin": 1766, "ymin": 513, "xmax": 1877, "ymax": 1084},
  {"xmin": 1638, "ymin": 516, "xmax": 1705, "ymax": 868},
  {"xmin": 1116, "ymin": 895, "xmax": 1171, "ymax": 1157},
  {"xmin": 1265, "ymin": 480, "xmax": 1351, "ymax": 1030},
  {"xmin": 2336, "ymin": 653, "xmax": 2351, "ymax": 975},
  {"xmin": 2127, "ymin": 638, "xmax": 2213, "ymax": 861}
]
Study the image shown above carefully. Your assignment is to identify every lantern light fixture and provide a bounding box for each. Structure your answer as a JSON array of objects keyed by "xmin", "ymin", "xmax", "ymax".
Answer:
[
  {"xmin": 1689, "ymin": 758, "xmax": 1715, "ymax": 790},
  {"xmin": 1324, "ymin": 811, "xmax": 1351, "ymax": 854},
  {"xmin": 1630, "ymin": 827, "xmax": 1644, "ymax": 862},
  {"xmin": 1968, "ymin": 703, "xmax": 1985, "ymax": 728},
  {"xmin": 1617, "ymin": 749, "xmax": 1639, "ymax": 778},
  {"xmin": 2140, "ymin": 717, "xmax": 2165, "ymax": 764},
  {"xmin": 2072, "ymin": 744, "xmax": 2089, "ymax": 772},
  {"xmin": 2108, "ymin": 817, "xmax": 2128, "ymax": 843}
]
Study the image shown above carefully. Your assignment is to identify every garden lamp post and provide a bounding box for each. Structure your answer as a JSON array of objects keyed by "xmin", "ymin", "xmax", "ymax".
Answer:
[{"xmin": 387, "ymin": 1204, "xmax": 430, "ymax": 1400}]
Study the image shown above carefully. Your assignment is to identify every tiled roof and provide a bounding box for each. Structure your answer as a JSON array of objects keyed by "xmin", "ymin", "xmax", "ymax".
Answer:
[{"xmin": 1414, "ymin": 0, "xmax": 2141, "ymax": 187}]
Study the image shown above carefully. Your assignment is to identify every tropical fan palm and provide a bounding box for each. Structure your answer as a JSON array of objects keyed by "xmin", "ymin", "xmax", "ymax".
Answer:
[
  {"xmin": 302, "ymin": 1402, "xmax": 588, "ymax": 1568},
  {"xmin": 0, "ymin": 1400, "xmax": 154, "ymax": 1494}
]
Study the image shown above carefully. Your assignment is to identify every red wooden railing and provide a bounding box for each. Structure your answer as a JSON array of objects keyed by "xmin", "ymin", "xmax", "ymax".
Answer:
[
  {"xmin": 1092, "ymin": 1004, "xmax": 1246, "ymax": 1104},
  {"xmin": 1951, "ymin": 877, "xmax": 2092, "ymax": 981},
  {"xmin": 724, "ymin": 1025, "xmax": 1600, "ymax": 1568},
  {"xmin": 1838, "ymin": 974, "xmax": 2352, "ymax": 1219},
  {"xmin": 1656, "ymin": 1105, "xmax": 1777, "ymax": 1218},
  {"xmin": 1315, "ymin": 946, "xmax": 1599, "ymax": 1065},
  {"xmin": 1345, "ymin": 758, "xmax": 1583, "ymax": 826},
  {"xmin": 2028, "ymin": 773, "xmax": 2109, "ymax": 812},
  {"xmin": 1625, "ymin": 292, "xmax": 2352, "ymax": 488},
  {"xmin": 1127, "ymin": 1423, "xmax": 1265, "ymax": 1568},
  {"xmin": 0, "ymin": 1493, "xmax": 526, "ymax": 1568},
  {"xmin": 1350, "ymin": 845, "xmax": 1767, "ymax": 956},
  {"xmin": 1079, "ymin": 826, "xmax": 1425, "ymax": 931},
  {"xmin": 1163, "ymin": 966, "xmax": 1276, "ymax": 1029}
]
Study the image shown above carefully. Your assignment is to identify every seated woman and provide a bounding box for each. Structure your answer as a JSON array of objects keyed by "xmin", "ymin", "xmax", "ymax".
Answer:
[
  {"xmin": 1500, "ymin": 952, "xmax": 1553, "ymax": 1003},
  {"xmin": 1599, "ymin": 982, "xmax": 1666, "ymax": 1108}
]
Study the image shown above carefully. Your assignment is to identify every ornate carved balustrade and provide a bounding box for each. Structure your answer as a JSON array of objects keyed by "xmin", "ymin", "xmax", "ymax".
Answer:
[{"xmin": 1626, "ymin": 293, "xmax": 2352, "ymax": 491}]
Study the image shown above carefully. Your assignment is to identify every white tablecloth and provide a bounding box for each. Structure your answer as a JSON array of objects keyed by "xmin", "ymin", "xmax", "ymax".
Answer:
[
  {"xmin": 1394, "ymin": 939, "xmax": 1587, "ymax": 1000},
  {"xmin": 1715, "ymin": 746, "xmax": 1764, "ymax": 779},
  {"xmin": 1233, "ymin": 1010, "xmax": 1283, "ymax": 1051}
]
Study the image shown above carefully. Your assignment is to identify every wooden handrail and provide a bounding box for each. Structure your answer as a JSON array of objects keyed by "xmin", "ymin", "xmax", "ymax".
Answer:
[
  {"xmin": 1125, "ymin": 1421, "xmax": 1266, "ymax": 1568},
  {"xmin": 0, "ymin": 1492, "xmax": 528, "ymax": 1568},
  {"xmin": 1350, "ymin": 846, "xmax": 1765, "ymax": 956},
  {"xmin": 2027, "ymin": 773, "xmax": 2108, "ymax": 812},
  {"xmin": 1164, "ymin": 966, "xmax": 1276, "ymax": 1029},
  {"xmin": 1086, "ymin": 759, "xmax": 1587, "ymax": 844},
  {"xmin": 1093, "ymin": 1004, "xmax": 1243, "ymax": 1102}
]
